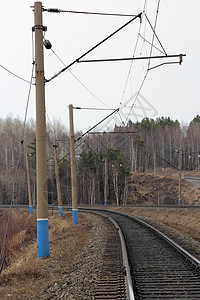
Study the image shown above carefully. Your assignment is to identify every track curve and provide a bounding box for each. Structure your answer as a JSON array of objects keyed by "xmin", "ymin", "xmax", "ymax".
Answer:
[{"xmin": 89, "ymin": 209, "xmax": 200, "ymax": 300}]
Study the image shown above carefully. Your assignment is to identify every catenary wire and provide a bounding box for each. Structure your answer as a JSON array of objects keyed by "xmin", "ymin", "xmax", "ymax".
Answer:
[
  {"xmin": 124, "ymin": 0, "xmax": 162, "ymax": 124},
  {"xmin": 50, "ymin": 48, "xmax": 112, "ymax": 108},
  {"xmin": 0, "ymin": 64, "xmax": 33, "ymax": 84},
  {"xmin": 119, "ymin": 0, "xmax": 148, "ymax": 110},
  {"xmin": 147, "ymin": 0, "xmax": 161, "ymax": 70},
  {"xmin": 139, "ymin": 33, "xmax": 165, "ymax": 54}
]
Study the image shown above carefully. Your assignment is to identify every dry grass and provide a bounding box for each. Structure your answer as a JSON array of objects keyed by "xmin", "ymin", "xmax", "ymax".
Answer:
[
  {"xmin": 0, "ymin": 210, "xmax": 36, "ymax": 265},
  {"xmin": 0, "ymin": 211, "xmax": 92, "ymax": 299}
]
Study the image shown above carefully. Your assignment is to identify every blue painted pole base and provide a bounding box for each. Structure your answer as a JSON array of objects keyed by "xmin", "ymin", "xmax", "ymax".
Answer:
[
  {"xmin": 58, "ymin": 206, "xmax": 63, "ymax": 217},
  {"xmin": 104, "ymin": 200, "xmax": 107, "ymax": 205},
  {"xmin": 29, "ymin": 206, "xmax": 33, "ymax": 214},
  {"xmin": 37, "ymin": 219, "xmax": 49, "ymax": 258},
  {"xmin": 73, "ymin": 209, "xmax": 78, "ymax": 226},
  {"xmin": 179, "ymin": 199, "xmax": 182, "ymax": 205}
]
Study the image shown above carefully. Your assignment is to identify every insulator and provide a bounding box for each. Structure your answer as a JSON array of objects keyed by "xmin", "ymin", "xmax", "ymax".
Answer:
[{"xmin": 43, "ymin": 39, "xmax": 52, "ymax": 49}]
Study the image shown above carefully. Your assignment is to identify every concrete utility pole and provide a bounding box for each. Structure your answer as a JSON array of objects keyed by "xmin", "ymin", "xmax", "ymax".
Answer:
[
  {"xmin": 34, "ymin": 1, "xmax": 49, "ymax": 258},
  {"xmin": 26, "ymin": 153, "xmax": 33, "ymax": 214},
  {"xmin": 178, "ymin": 148, "xmax": 182, "ymax": 205},
  {"xmin": 69, "ymin": 104, "xmax": 78, "ymax": 225},
  {"xmin": 53, "ymin": 139, "xmax": 63, "ymax": 216},
  {"xmin": 104, "ymin": 157, "xmax": 108, "ymax": 205}
]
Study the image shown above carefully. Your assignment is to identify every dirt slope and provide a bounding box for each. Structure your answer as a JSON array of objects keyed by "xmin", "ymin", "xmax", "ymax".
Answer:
[{"xmin": 127, "ymin": 169, "xmax": 200, "ymax": 205}]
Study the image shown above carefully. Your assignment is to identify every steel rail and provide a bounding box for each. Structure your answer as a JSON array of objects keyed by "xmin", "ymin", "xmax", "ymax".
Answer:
[
  {"xmin": 81, "ymin": 208, "xmax": 200, "ymax": 298},
  {"xmin": 126, "ymin": 212, "xmax": 200, "ymax": 268},
  {"xmin": 107, "ymin": 215, "xmax": 135, "ymax": 300},
  {"xmin": 95, "ymin": 210, "xmax": 135, "ymax": 300},
  {"xmin": 82, "ymin": 209, "xmax": 134, "ymax": 300},
  {"xmin": 102, "ymin": 209, "xmax": 200, "ymax": 269}
]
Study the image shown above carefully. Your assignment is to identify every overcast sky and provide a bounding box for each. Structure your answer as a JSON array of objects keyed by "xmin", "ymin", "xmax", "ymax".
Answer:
[{"xmin": 0, "ymin": 0, "xmax": 199, "ymax": 133}]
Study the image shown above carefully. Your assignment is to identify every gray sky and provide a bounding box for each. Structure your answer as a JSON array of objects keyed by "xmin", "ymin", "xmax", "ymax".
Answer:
[{"xmin": 0, "ymin": 0, "xmax": 199, "ymax": 132}]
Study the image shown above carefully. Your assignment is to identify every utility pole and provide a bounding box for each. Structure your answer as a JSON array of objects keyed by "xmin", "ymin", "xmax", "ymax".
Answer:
[
  {"xmin": 34, "ymin": 2, "xmax": 49, "ymax": 258},
  {"xmin": 104, "ymin": 157, "xmax": 107, "ymax": 205},
  {"xmin": 26, "ymin": 153, "xmax": 33, "ymax": 214},
  {"xmin": 178, "ymin": 148, "xmax": 182, "ymax": 205},
  {"xmin": 53, "ymin": 139, "xmax": 63, "ymax": 216},
  {"xmin": 69, "ymin": 104, "xmax": 78, "ymax": 226}
]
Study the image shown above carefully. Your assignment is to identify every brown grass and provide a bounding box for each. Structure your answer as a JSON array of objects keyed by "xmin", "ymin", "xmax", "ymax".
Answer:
[
  {"xmin": 0, "ymin": 210, "xmax": 37, "ymax": 265},
  {"xmin": 0, "ymin": 211, "xmax": 93, "ymax": 299}
]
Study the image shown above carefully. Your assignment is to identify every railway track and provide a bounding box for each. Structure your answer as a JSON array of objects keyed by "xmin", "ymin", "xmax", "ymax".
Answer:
[
  {"xmin": 1, "ymin": 206, "xmax": 200, "ymax": 298},
  {"xmin": 88, "ymin": 209, "xmax": 200, "ymax": 300},
  {"xmin": 93, "ymin": 216, "xmax": 127, "ymax": 299}
]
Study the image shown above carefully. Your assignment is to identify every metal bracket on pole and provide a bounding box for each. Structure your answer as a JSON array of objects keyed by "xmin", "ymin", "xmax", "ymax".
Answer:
[{"xmin": 32, "ymin": 25, "xmax": 47, "ymax": 32}]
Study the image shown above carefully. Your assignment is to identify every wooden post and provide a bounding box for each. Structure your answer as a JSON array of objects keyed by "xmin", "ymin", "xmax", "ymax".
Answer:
[
  {"xmin": 178, "ymin": 148, "xmax": 182, "ymax": 205},
  {"xmin": 53, "ymin": 139, "xmax": 63, "ymax": 216},
  {"xmin": 26, "ymin": 153, "xmax": 33, "ymax": 214},
  {"xmin": 104, "ymin": 157, "xmax": 107, "ymax": 205},
  {"xmin": 69, "ymin": 104, "xmax": 78, "ymax": 225}
]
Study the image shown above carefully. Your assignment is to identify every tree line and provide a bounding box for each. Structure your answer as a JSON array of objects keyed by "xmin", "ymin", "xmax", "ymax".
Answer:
[{"xmin": 0, "ymin": 114, "xmax": 199, "ymax": 206}]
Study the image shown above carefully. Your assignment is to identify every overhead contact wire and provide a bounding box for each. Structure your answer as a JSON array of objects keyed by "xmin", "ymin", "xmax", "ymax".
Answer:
[
  {"xmin": 119, "ymin": 0, "xmax": 148, "ymax": 110},
  {"xmin": 124, "ymin": 0, "xmax": 162, "ymax": 124}
]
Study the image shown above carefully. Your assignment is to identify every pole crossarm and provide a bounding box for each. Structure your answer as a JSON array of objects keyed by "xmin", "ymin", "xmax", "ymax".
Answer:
[
  {"xmin": 75, "ymin": 108, "xmax": 119, "ymax": 142},
  {"xmin": 89, "ymin": 131, "xmax": 138, "ymax": 134},
  {"xmin": 78, "ymin": 54, "xmax": 186, "ymax": 64},
  {"xmin": 44, "ymin": 7, "xmax": 137, "ymax": 18},
  {"xmin": 45, "ymin": 12, "xmax": 142, "ymax": 83}
]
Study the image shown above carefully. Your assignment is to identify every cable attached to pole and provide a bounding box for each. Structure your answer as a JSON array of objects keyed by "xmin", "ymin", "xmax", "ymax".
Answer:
[
  {"xmin": 75, "ymin": 108, "xmax": 119, "ymax": 142},
  {"xmin": 44, "ymin": 7, "xmax": 137, "ymax": 17},
  {"xmin": 45, "ymin": 13, "xmax": 142, "ymax": 83}
]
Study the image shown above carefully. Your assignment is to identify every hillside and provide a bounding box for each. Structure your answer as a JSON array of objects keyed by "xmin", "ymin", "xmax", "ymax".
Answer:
[{"xmin": 127, "ymin": 169, "xmax": 200, "ymax": 205}]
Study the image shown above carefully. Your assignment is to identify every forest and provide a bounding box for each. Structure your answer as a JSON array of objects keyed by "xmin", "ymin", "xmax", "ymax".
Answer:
[{"xmin": 0, "ymin": 114, "xmax": 199, "ymax": 206}]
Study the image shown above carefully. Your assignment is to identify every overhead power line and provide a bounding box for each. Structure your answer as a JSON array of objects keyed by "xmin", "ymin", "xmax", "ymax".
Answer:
[
  {"xmin": 0, "ymin": 63, "xmax": 33, "ymax": 84},
  {"xmin": 50, "ymin": 48, "xmax": 111, "ymax": 108}
]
